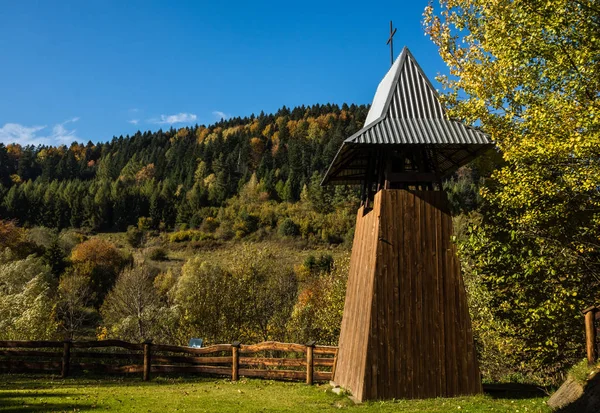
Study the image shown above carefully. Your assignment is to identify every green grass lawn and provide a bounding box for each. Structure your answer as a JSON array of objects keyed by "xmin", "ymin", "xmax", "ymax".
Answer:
[{"xmin": 0, "ymin": 375, "xmax": 552, "ymax": 413}]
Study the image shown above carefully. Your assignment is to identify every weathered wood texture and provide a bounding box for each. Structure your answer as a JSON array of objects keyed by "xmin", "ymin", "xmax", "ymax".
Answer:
[
  {"xmin": 0, "ymin": 340, "xmax": 336, "ymax": 383},
  {"xmin": 584, "ymin": 307, "xmax": 598, "ymax": 365},
  {"xmin": 143, "ymin": 342, "xmax": 151, "ymax": 381},
  {"xmin": 306, "ymin": 344, "xmax": 314, "ymax": 385},
  {"xmin": 334, "ymin": 189, "xmax": 481, "ymax": 401}
]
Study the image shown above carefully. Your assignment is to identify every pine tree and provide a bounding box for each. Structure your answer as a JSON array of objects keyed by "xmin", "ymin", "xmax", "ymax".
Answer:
[{"xmin": 44, "ymin": 234, "xmax": 66, "ymax": 279}]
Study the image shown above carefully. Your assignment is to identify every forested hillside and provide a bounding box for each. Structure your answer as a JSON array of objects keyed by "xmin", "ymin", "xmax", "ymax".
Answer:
[
  {"xmin": 0, "ymin": 103, "xmax": 367, "ymax": 235},
  {"xmin": 0, "ymin": 104, "xmax": 371, "ymax": 363},
  {"xmin": 0, "ymin": 99, "xmax": 582, "ymax": 385}
]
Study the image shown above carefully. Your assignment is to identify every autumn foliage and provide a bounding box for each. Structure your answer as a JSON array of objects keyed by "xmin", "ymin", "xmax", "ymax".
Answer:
[
  {"xmin": 426, "ymin": 0, "xmax": 600, "ymax": 375},
  {"xmin": 71, "ymin": 238, "xmax": 128, "ymax": 305}
]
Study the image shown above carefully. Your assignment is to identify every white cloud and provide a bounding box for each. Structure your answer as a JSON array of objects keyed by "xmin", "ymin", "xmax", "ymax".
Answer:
[
  {"xmin": 212, "ymin": 111, "xmax": 230, "ymax": 120},
  {"xmin": 0, "ymin": 117, "xmax": 81, "ymax": 146},
  {"xmin": 149, "ymin": 112, "xmax": 197, "ymax": 125},
  {"xmin": 51, "ymin": 118, "xmax": 80, "ymax": 143},
  {"xmin": 128, "ymin": 119, "xmax": 140, "ymax": 125},
  {"xmin": 0, "ymin": 124, "xmax": 47, "ymax": 145}
]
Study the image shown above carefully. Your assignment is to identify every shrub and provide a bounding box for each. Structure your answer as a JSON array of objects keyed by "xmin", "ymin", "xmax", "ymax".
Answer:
[
  {"xmin": 126, "ymin": 225, "xmax": 144, "ymax": 248},
  {"xmin": 100, "ymin": 264, "xmax": 168, "ymax": 342},
  {"xmin": 215, "ymin": 221, "xmax": 235, "ymax": 241},
  {"xmin": 288, "ymin": 254, "xmax": 349, "ymax": 345},
  {"xmin": 148, "ymin": 247, "xmax": 168, "ymax": 261},
  {"xmin": 303, "ymin": 254, "xmax": 333, "ymax": 273},
  {"xmin": 189, "ymin": 214, "xmax": 203, "ymax": 229},
  {"xmin": 137, "ymin": 217, "xmax": 152, "ymax": 231},
  {"xmin": 233, "ymin": 211, "xmax": 259, "ymax": 238},
  {"xmin": 200, "ymin": 217, "xmax": 219, "ymax": 233},
  {"xmin": 26, "ymin": 227, "xmax": 55, "ymax": 250},
  {"xmin": 278, "ymin": 218, "xmax": 299, "ymax": 237},
  {"xmin": 0, "ymin": 220, "xmax": 26, "ymax": 251},
  {"xmin": 70, "ymin": 238, "xmax": 127, "ymax": 306},
  {"xmin": 0, "ymin": 220, "xmax": 35, "ymax": 258},
  {"xmin": 57, "ymin": 270, "xmax": 94, "ymax": 339},
  {"xmin": 0, "ymin": 255, "xmax": 59, "ymax": 340},
  {"xmin": 59, "ymin": 230, "xmax": 86, "ymax": 255},
  {"xmin": 169, "ymin": 230, "xmax": 193, "ymax": 243},
  {"xmin": 168, "ymin": 230, "xmax": 215, "ymax": 243},
  {"xmin": 174, "ymin": 250, "xmax": 298, "ymax": 344}
]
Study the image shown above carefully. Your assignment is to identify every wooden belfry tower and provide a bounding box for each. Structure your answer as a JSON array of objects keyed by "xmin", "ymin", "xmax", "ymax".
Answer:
[{"xmin": 322, "ymin": 47, "xmax": 491, "ymax": 401}]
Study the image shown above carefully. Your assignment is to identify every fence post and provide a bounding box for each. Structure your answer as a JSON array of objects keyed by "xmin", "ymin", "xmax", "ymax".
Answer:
[
  {"xmin": 61, "ymin": 339, "xmax": 72, "ymax": 378},
  {"xmin": 306, "ymin": 341, "xmax": 315, "ymax": 385},
  {"xmin": 584, "ymin": 306, "xmax": 598, "ymax": 365},
  {"xmin": 231, "ymin": 341, "xmax": 240, "ymax": 381},
  {"xmin": 331, "ymin": 347, "xmax": 339, "ymax": 381},
  {"xmin": 143, "ymin": 340, "xmax": 152, "ymax": 381}
]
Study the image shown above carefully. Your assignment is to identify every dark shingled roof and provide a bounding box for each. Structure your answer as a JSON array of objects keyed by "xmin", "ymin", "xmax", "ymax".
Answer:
[{"xmin": 322, "ymin": 47, "xmax": 492, "ymax": 186}]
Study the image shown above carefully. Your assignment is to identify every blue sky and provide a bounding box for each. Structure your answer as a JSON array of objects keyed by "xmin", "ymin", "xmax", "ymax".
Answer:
[{"xmin": 0, "ymin": 0, "xmax": 446, "ymax": 146}]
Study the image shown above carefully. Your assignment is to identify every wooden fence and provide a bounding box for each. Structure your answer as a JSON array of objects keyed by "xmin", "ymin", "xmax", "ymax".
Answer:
[
  {"xmin": 583, "ymin": 305, "xmax": 599, "ymax": 364},
  {"xmin": 0, "ymin": 340, "xmax": 338, "ymax": 385}
]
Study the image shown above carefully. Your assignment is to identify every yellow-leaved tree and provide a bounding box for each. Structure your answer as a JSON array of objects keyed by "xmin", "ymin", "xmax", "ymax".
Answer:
[{"xmin": 425, "ymin": 0, "xmax": 600, "ymax": 377}]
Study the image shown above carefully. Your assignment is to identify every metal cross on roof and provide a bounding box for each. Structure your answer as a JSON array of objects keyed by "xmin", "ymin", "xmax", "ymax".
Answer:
[{"xmin": 386, "ymin": 21, "xmax": 397, "ymax": 67}]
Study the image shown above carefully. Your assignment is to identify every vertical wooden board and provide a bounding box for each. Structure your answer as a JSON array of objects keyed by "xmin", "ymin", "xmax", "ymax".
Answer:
[
  {"xmin": 368, "ymin": 193, "xmax": 381, "ymax": 400},
  {"xmin": 375, "ymin": 191, "xmax": 387, "ymax": 398},
  {"xmin": 367, "ymin": 193, "xmax": 382, "ymax": 400},
  {"xmin": 403, "ymin": 190, "xmax": 415, "ymax": 399},
  {"xmin": 379, "ymin": 191, "xmax": 389, "ymax": 398},
  {"xmin": 394, "ymin": 190, "xmax": 405, "ymax": 398},
  {"xmin": 351, "ymin": 208, "xmax": 368, "ymax": 399},
  {"xmin": 434, "ymin": 192, "xmax": 446, "ymax": 397},
  {"xmin": 414, "ymin": 192, "xmax": 424, "ymax": 398},
  {"xmin": 377, "ymin": 190, "xmax": 395, "ymax": 399},
  {"xmin": 390, "ymin": 190, "xmax": 401, "ymax": 397},
  {"xmin": 428, "ymin": 192, "xmax": 439, "ymax": 397},
  {"xmin": 367, "ymin": 208, "xmax": 380, "ymax": 399},
  {"xmin": 421, "ymin": 192, "xmax": 434, "ymax": 398},
  {"xmin": 398, "ymin": 190, "xmax": 409, "ymax": 398},
  {"xmin": 415, "ymin": 192, "xmax": 425, "ymax": 398},
  {"xmin": 354, "ymin": 206, "xmax": 370, "ymax": 400},
  {"xmin": 390, "ymin": 190, "xmax": 400, "ymax": 399},
  {"xmin": 416, "ymin": 193, "xmax": 426, "ymax": 395},
  {"xmin": 428, "ymin": 192, "xmax": 438, "ymax": 397}
]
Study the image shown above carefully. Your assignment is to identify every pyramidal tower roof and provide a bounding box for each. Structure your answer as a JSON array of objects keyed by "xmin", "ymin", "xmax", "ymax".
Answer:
[
  {"xmin": 322, "ymin": 47, "xmax": 491, "ymax": 185},
  {"xmin": 363, "ymin": 47, "xmax": 445, "ymax": 126}
]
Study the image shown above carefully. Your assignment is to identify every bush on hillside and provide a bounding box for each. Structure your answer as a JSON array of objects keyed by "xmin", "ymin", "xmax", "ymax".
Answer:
[
  {"xmin": 148, "ymin": 247, "xmax": 168, "ymax": 261},
  {"xmin": 126, "ymin": 225, "xmax": 144, "ymax": 248},
  {"xmin": 278, "ymin": 218, "xmax": 299, "ymax": 237}
]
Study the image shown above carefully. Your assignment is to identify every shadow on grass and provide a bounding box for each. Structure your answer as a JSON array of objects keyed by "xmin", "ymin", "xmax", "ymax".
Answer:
[
  {"xmin": 483, "ymin": 383, "xmax": 552, "ymax": 399},
  {"xmin": 0, "ymin": 372, "xmax": 228, "ymax": 391},
  {"xmin": 0, "ymin": 390, "xmax": 94, "ymax": 413},
  {"xmin": 0, "ymin": 373, "xmax": 218, "ymax": 412}
]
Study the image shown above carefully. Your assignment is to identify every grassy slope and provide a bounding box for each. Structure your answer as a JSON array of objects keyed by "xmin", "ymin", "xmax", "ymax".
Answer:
[
  {"xmin": 96, "ymin": 232, "xmax": 350, "ymax": 273},
  {"xmin": 0, "ymin": 375, "xmax": 551, "ymax": 413}
]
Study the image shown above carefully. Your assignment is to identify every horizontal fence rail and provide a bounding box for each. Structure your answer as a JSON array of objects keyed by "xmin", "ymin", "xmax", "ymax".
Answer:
[{"xmin": 0, "ymin": 340, "xmax": 338, "ymax": 385}]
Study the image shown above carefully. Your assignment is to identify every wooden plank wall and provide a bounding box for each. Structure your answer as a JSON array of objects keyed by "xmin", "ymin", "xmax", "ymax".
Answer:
[
  {"xmin": 334, "ymin": 189, "xmax": 481, "ymax": 401},
  {"xmin": 333, "ymin": 195, "xmax": 381, "ymax": 401}
]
